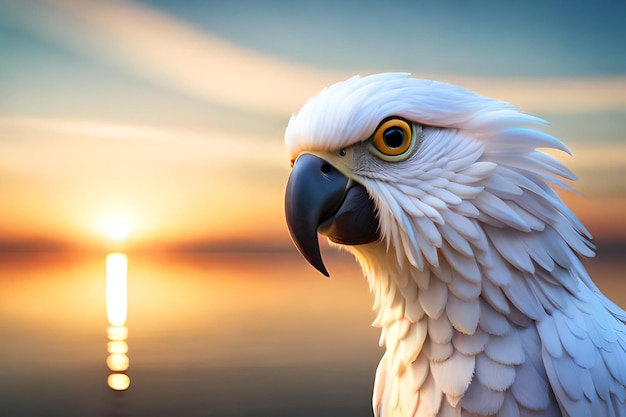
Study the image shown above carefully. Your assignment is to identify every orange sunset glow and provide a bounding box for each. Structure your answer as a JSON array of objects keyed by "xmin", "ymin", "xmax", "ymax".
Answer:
[
  {"xmin": 0, "ymin": 1, "xmax": 625, "ymax": 252},
  {"xmin": 1, "ymin": 1, "xmax": 625, "ymax": 416}
]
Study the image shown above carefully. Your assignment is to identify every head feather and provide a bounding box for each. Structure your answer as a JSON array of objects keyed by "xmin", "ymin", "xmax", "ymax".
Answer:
[
  {"xmin": 285, "ymin": 73, "xmax": 529, "ymax": 160},
  {"xmin": 286, "ymin": 72, "xmax": 594, "ymax": 278}
]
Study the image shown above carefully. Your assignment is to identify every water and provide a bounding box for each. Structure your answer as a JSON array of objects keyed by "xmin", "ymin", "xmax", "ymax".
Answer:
[
  {"xmin": 1, "ymin": 249, "xmax": 625, "ymax": 416},
  {"xmin": 0, "ymin": 251, "xmax": 379, "ymax": 417}
]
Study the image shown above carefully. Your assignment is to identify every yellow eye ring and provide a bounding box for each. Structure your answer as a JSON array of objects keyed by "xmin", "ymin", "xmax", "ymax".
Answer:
[{"xmin": 371, "ymin": 118, "xmax": 413, "ymax": 158}]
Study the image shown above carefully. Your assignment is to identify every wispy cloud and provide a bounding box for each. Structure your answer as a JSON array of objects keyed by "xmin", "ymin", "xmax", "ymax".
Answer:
[
  {"xmin": 446, "ymin": 75, "xmax": 626, "ymax": 113},
  {"xmin": 3, "ymin": 0, "xmax": 344, "ymax": 115},
  {"xmin": 4, "ymin": 0, "xmax": 625, "ymax": 116}
]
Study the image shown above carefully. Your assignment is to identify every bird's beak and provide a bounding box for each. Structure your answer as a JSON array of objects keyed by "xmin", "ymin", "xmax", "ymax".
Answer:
[{"xmin": 284, "ymin": 153, "xmax": 379, "ymax": 277}]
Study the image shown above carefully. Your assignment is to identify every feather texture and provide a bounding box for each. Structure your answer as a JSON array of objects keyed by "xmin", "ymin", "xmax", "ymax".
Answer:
[{"xmin": 285, "ymin": 73, "xmax": 626, "ymax": 416}]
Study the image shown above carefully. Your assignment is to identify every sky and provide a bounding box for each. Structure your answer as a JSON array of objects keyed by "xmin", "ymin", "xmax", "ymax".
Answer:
[{"xmin": 0, "ymin": 0, "xmax": 625, "ymax": 251}]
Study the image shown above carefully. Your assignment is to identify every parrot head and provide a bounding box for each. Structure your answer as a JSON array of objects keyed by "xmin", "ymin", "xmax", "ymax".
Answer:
[{"xmin": 284, "ymin": 73, "xmax": 587, "ymax": 277}]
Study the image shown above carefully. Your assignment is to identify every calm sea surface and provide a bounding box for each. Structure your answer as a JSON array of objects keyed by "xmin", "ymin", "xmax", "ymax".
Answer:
[{"xmin": 1, "ymin": 249, "xmax": 625, "ymax": 417}]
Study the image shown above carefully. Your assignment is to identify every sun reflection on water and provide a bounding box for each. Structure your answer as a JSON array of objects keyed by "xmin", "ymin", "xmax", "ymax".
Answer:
[
  {"xmin": 107, "ymin": 351, "xmax": 130, "ymax": 372},
  {"xmin": 107, "ymin": 340, "xmax": 129, "ymax": 353},
  {"xmin": 106, "ymin": 253, "xmax": 128, "ymax": 326},
  {"xmin": 107, "ymin": 373, "xmax": 131, "ymax": 391},
  {"xmin": 105, "ymin": 252, "xmax": 130, "ymax": 391}
]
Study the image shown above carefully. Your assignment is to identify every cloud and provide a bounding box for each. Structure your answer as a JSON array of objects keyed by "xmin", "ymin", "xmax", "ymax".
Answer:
[
  {"xmin": 453, "ymin": 75, "xmax": 626, "ymax": 113},
  {"xmin": 4, "ymin": 0, "xmax": 625, "ymax": 117},
  {"xmin": 3, "ymin": 0, "xmax": 345, "ymax": 115}
]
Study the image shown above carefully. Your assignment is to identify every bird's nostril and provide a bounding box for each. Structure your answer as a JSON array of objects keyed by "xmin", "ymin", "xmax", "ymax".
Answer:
[{"xmin": 320, "ymin": 163, "xmax": 331, "ymax": 174}]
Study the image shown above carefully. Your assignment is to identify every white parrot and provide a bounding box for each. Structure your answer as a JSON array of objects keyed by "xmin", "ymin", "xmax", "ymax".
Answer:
[{"xmin": 283, "ymin": 73, "xmax": 626, "ymax": 417}]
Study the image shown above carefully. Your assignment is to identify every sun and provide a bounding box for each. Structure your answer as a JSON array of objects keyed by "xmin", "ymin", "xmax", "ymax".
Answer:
[{"xmin": 104, "ymin": 219, "xmax": 131, "ymax": 241}]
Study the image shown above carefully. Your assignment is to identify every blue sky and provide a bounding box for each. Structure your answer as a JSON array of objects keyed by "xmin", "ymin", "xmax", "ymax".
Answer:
[{"xmin": 135, "ymin": 0, "xmax": 626, "ymax": 76}]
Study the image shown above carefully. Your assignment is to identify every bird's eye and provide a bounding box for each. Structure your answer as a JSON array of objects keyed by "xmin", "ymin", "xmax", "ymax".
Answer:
[{"xmin": 371, "ymin": 118, "xmax": 413, "ymax": 159}]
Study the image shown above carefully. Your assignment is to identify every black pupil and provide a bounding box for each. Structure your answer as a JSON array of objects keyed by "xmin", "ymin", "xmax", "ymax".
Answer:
[{"xmin": 383, "ymin": 127, "xmax": 405, "ymax": 149}]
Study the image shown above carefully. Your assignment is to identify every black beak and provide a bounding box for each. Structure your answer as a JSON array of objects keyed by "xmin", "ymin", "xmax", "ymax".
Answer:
[{"xmin": 284, "ymin": 153, "xmax": 379, "ymax": 277}]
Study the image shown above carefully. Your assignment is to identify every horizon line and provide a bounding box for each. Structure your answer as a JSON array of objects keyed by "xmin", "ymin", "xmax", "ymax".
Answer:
[{"xmin": 1, "ymin": 238, "xmax": 625, "ymax": 257}]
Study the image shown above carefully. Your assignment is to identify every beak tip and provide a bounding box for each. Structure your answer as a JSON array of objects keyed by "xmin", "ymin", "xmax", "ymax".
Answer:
[
  {"xmin": 298, "ymin": 241, "xmax": 331, "ymax": 278},
  {"xmin": 318, "ymin": 266, "xmax": 330, "ymax": 278}
]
